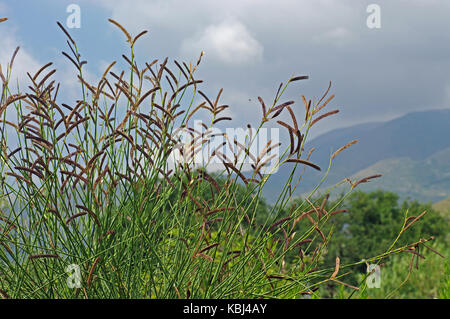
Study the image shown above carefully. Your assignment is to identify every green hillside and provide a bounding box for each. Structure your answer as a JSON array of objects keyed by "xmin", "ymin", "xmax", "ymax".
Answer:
[
  {"xmin": 347, "ymin": 148, "xmax": 450, "ymax": 203},
  {"xmin": 433, "ymin": 197, "xmax": 450, "ymax": 214}
]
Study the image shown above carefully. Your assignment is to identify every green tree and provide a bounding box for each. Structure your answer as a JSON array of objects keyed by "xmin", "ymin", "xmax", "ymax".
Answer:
[{"xmin": 325, "ymin": 190, "xmax": 447, "ymax": 264}]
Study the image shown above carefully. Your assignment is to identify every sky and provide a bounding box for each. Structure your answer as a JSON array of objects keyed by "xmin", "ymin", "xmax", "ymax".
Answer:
[{"xmin": 1, "ymin": 0, "xmax": 450, "ymax": 139}]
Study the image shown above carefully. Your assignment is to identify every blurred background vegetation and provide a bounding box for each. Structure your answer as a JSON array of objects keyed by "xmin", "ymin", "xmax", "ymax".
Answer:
[
  {"xmin": 232, "ymin": 185, "xmax": 449, "ymax": 298},
  {"xmin": 316, "ymin": 190, "xmax": 449, "ymax": 298}
]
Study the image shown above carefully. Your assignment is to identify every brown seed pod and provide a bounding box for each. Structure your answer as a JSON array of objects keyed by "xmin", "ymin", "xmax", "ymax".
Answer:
[
  {"xmin": 285, "ymin": 158, "xmax": 321, "ymax": 171},
  {"xmin": 108, "ymin": 18, "xmax": 132, "ymax": 43}
]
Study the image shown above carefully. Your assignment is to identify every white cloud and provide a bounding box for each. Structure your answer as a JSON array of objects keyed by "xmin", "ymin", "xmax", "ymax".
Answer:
[
  {"xmin": 181, "ymin": 20, "xmax": 263, "ymax": 65},
  {"xmin": 89, "ymin": 0, "xmax": 450, "ymax": 130},
  {"xmin": 0, "ymin": 27, "xmax": 41, "ymax": 90},
  {"xmin": 313, "ymin": 27, "xmax": 353, "ymax": 47}
]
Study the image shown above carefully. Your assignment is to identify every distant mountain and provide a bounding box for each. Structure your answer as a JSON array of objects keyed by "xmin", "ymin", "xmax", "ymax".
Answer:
[{"xmin": 263, "ymin": 108, "xmax": 450, "ymax": 203}]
